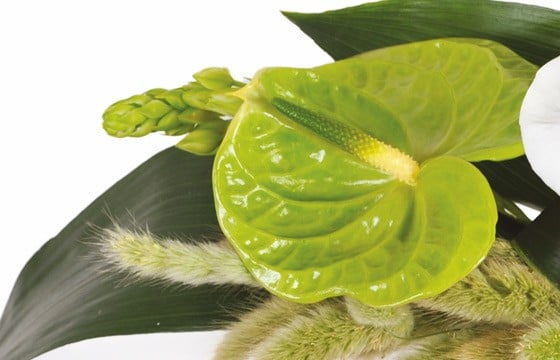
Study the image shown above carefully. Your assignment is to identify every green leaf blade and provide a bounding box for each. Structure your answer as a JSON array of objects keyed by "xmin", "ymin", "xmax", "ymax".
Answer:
[
  {"xmin": 0, "ymin": 148, "xmax": 263, "ymax": 360},
  {"xmin": 515, "ymin": 200, "xmax": 560, "ymax": 287},
  {"xmin": 283, "ymin": 0, "xmax": 560, "ymax": 66}
]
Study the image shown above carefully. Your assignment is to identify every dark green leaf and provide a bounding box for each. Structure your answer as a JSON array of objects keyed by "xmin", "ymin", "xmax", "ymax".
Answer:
[
  {"xmin": 476, "ymin": 157, "xmax": 559, "ymax": 243},
  {"xmin": 283, "ymin": 0, "xmax": 560, "ymax": 66},
  {"xmin": 493, "ymin": 191, "xmax": 531, "ymax": 239},
  {"xmin": 515, "ymin": 200, "xmax": 560, "ymax": 287},
  {"xmin": 476, "ymin": 156, "xmax": 560, "ymax": 212},
  {"xmin": 0, "ymin": 147, "xmax": 264, "ymax": 360}
]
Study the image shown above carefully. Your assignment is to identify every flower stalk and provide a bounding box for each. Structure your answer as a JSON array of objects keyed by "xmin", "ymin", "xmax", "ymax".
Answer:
[{"xmin": 102, "ymin": 67, "xmax": 245, "ymax": 155}]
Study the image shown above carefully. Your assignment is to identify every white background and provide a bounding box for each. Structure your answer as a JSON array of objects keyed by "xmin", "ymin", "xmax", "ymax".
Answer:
[{"xmin": 0, "ymin": 0, "xmax": 558, "ymax": 359}]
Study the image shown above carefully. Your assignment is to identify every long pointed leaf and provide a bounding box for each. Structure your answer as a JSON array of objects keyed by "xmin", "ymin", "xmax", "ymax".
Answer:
[
  {"xmin": 476, "ymin": 156, "xmax": 560, "ymax": 212},
  {"xmin": 0, "ymin": 147, "xmax": 263, "ymax": 360},
  {"xmin": 283, "ymin": 0, "xmax": 560, "ymax": 66},
  {"xmin": 515, "ymin": 200, "xmax": 560, "ymax": 287}
]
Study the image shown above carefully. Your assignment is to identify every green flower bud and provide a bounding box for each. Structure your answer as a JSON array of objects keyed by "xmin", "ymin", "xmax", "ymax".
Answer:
[
  {"xmin": 176, "ymin": 108, "xmax": 218, "ymax": 125},
  {"xmin": 103, "ymin": 88, "xmax": 185, "ymax": 137},
  {"xmin": 181, "ymin": 89, "xmax": 242, "ymax": 116},
  {"xmin": 102, "ymin": 67, "xmax": 246, "ymax": 155},
  {"xmin": 176, "ymin": 119, "xmax": 230, "ymax": 155},
  {"xmin": 193, "ymin": 67, "xmax": 235, "ymax": 90}
]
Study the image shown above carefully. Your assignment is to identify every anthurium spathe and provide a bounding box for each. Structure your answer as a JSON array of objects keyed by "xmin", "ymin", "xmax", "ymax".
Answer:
[{"xmin": 213, "ymin": 38, "xmax": 537, "ymax": 306}]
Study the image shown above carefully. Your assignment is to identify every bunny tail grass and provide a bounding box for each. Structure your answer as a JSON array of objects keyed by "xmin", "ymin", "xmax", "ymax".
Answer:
[
  {"xmin": 416, "ymin": 238, "xmax": 560, "ymax": 325},
  {"xmin": 217, "ymin": 297, "xmax": 414, "ymax": 360},
  {"xmin": 517, "ymin": 317, "xmax": 560, "ymax": 360},
  {"xmin": 390, "ymin": 323, "xmax": 526, "ymax": 360},
  {"xmin": 443, "ymin": 326, "xmax": 525, "ymax": 360},
  {"xmin": 214, "ymin": 297, "xmax": 309, "ymax": 360},
  {"xmin": 345, "ymin": 297, "xmax": 414, "ymax": 330},
  {"xmin": 97, "ymin": 226, "xmax": 259, "ymax": 287},
  {"xmin": 252, "ymin": 300, "xmax": 412, "ymax": 360}
]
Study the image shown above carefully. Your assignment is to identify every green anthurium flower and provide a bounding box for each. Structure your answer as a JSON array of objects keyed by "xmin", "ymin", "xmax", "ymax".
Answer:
[{"xmin": 213, "ymin": 38, "xmax": 537, "ymax": 306}]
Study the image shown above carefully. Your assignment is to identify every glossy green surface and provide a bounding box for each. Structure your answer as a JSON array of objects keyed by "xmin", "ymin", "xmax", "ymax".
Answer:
[
  {"xmin": 0, "ymin": 1, "xmax": 558, "ymax": 358},
  {"xmin": 285, "ymin": 0, "xmax": 560, "ymax": 288},
  {"xmin": 214, "ymin": 39, "xmax": 535, "ymax": 306}
]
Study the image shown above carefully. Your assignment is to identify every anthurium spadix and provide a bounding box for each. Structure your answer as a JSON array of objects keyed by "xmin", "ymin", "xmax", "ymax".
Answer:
[{"xmin": 213, "ymin": 38, "xmax": 537, "ymax": 306}]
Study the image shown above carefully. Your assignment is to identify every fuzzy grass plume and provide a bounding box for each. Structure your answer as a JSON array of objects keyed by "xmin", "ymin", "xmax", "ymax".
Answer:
[
  {"xmin": 517, "ymin": 317, "xmax": 560, "ymax": 360},
  {"xmin": 96, "ymin": 228, "xmax": 560, "ymax": 359},
  {"xmin": 97, "ymin": 226, "xmax": 258, "ymax": 287},
  {"xmin": 416, "ymin": 239, "xmax": 560, "ymax": 325},
  {"xmin": 217, "ymin": 297, "xmax": 413, "ymax": 360}
]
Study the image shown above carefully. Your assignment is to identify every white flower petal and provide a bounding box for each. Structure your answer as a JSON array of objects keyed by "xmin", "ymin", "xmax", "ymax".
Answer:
[{"xmin": 519, "ymin": 55, "xmax": 560, "ymax": 195}]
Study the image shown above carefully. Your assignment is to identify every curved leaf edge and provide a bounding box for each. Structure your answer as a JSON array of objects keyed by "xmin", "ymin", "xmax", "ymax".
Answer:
[{"xmin": 0, "ymin": 147, "xmax": 266, "ymax": 360}]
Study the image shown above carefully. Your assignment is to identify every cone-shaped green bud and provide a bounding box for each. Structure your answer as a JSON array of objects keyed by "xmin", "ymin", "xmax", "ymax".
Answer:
[
  {"xmin": 103, "ymin": 67, "xmax": 246, "ymax": 156},
  {"xmin": 176, "ymin": 119, "xmax": 230, "ymax": 155},
  {"xmin": 180, "ymin": 87, "xmax": 242, "ymax": 116},
  {"xmin": 176, "ymin": 107, "xmax": 218, "ymax": 125},
  {"xmin": 193, "ymin": 67, "xmax": 237, "ymax": 90},
  {"xmin": 103, "ymin": 87, "xmax": 192, "ymax": 137}
]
